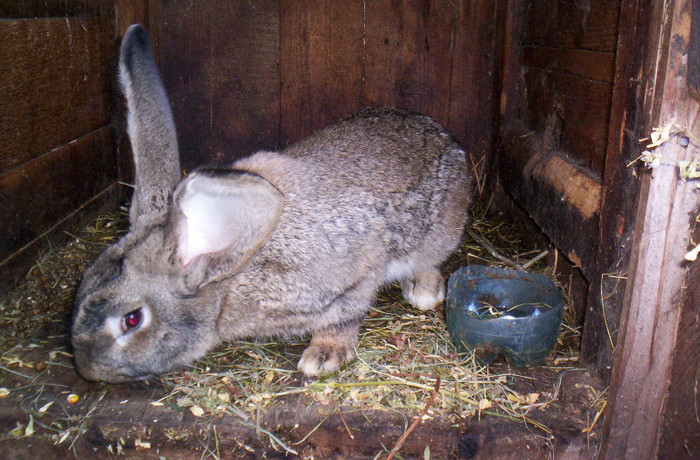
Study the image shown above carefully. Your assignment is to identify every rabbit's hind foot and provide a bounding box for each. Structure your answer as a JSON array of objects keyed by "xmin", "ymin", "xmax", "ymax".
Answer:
[{"xmin": 400, "ymin": 269, "xmax": 445, "ymax": 311}]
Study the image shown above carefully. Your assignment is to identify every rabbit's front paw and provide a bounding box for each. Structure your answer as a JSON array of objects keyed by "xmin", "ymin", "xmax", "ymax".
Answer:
[
  {"xmin": 297, "ymin": 326, "xmax": 358, "ymax": 376},
  {"xmin": 401, "ymin": 269, "xmax": 445, "ymax": 311}
]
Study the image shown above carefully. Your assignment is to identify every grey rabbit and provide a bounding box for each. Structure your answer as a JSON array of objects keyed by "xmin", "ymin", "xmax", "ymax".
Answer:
[{"xmin": 71, "ymin": 24, "xmax": 473, "ymax": 383}]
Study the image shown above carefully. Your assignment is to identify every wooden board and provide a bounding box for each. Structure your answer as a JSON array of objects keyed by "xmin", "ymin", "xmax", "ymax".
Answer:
[
  {"xmin": 521, "ymin": 0, "xmax": 621, "ymax": 52},
  {"xmin": 0, "ymin": 127, "xmax": 117, "ymax": 262},
  {"xmin": 0, "ymin": 0, "xmax": 113, "ymax": 18},
  {"xmin": 579, "ymin": 0, "xmax": 652, "ymax": 372},
  {"xmin": 521, "ymin": 68, "xmax": 613, "ymax": 175},
  {"xmin": 0, "ymin": 18, "xmax": 112, "ymax": 173},
  {"xmin": 363, "ymin": 0, "xmax": 455, "ymax": 126},
  {"xmin": 280, "ymin": 0, "xmax": 365, "ymax": 146},
  {"xmin": 600, "ymin": 0, "xmax": 700, "ymax": 457},
  {"xmin": 148, "ymin": 2, "xmax": 281, "ymax": 171},
  {"xmin": 449, "ymin": 0, "xmax": 497, "ymax": 159},
  {"xmin": 522, "ymin": 47, "xmax": 616, "ymax": 82}
]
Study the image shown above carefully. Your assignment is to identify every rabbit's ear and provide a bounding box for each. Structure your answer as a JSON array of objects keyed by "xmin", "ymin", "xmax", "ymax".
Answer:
[
  {"xmin": 172, "ymin": 170, "xmax": 284, "ymax": 288},
  {"xmin": 120, "ymin": 24, "xmax": 181, "ymax": 226}
]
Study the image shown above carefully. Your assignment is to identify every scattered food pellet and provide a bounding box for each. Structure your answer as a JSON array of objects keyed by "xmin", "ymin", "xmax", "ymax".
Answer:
[
  {"xmin": 67, "ymin": 394, "xmax": 79, "ymax": 404},
  {"xmin": 38, "ymin": 401, "xmax": 54, "ymax": 413},
  {"xmin": 0, "ymin": 388, "xmax": 9, "ymax": 398},
  {"xmin": 189, "ymin": 405, "xmax": 204, "ymax": 417}
]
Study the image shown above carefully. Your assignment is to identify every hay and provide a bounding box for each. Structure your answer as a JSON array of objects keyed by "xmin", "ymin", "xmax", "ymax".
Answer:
[
  {"xmin": 0, "ymin": 204, "xmax": 584, "ymax": 453},
  {"xmin": 155, "ymin": 208, "xmax": 582, "ymax": 436}
]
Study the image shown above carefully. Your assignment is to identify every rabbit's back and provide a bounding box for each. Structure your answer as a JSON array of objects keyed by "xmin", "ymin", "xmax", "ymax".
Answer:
[{"xmin": 219, "ymin": 107, "xmax": 472, "ymax": 339}]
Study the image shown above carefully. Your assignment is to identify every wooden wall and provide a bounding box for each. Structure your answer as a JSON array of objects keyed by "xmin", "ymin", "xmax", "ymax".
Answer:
[
  {"xmin": 0, "ymin": 1, "xmax": 120, "ymax": 291},
  {"xmin": 494, "ymin": 0, "xmax": 647, "ymax": 374},
  {"xmin": 145, "ymin": 0, "xmax": 497, "ymax": 172}
]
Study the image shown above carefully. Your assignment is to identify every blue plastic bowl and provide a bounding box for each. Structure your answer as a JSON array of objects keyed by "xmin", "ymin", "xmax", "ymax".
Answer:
[{"xmin": 445, "ymin": 265, "xmax": 564, "ymax": 367}]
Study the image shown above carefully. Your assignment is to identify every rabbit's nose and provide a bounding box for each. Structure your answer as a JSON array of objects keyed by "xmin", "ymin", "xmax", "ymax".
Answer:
[{"xmin": 73, "ymin": 348, "xmax": 100, "ymax": 381}]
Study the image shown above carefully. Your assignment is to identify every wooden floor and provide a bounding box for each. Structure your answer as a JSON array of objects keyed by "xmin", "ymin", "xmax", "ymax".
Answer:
[{"xmin": 0, "ymin": 332, "xmax": 602, "ymax": 459}]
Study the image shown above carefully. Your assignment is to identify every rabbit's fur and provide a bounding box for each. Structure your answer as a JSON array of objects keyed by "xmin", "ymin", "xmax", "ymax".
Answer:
[{"xmin": 71, "ymin": 24, "xmax": 473, "ymax": 383}]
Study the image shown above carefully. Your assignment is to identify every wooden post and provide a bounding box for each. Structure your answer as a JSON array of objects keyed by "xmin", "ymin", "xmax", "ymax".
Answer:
[{"xmin": 601, "ymin": 0, "xmax": 700, "ymax": 457}]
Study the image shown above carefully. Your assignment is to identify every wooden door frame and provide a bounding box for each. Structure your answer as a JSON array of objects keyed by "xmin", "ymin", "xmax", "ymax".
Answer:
[{"xmin": 601, "ymin": 0, "xmax": 700, "ymax": 457}]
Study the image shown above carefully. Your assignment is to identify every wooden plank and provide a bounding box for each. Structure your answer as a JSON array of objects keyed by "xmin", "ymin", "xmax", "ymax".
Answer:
[
  {"xmin": 500, "ymin": 123, "xmax": 601, "ymax": 277},
  {"xmin": 148, "ymin": 1, "xmax": 280, "ymax": 171},
  {"xmin": 656, "ymin": 257, "xmax": 700, "ymax": 457},
  {"xmin": 114, "ymin": 0, "xmax": 149, "ymax": 36},
  {"xmin": 363, "ymin": 0, "xmax": 456, "ymax": 127},
  {"xmin": 579, "ymin": 0, "xmax": 653, "ymax": 372},
  {"xmin": 522, "ymin": 68, "xmax": 612, "ymax": 174},
  {"xmin": 0, "ymin": 0, "xmax": 113, "ymax": 18},
  {"xmin": 687, "ymin": 0, "xmax": 700, "ymax": 101},
  {"xmin": 0, "ymin": 183, "xmax": 122, "ymax": 293},
  {"xmin": 280, "ymin": 0, "xmax": 364, "ymax": 146},
  {"xmin": 521, "ymin": 0, "xmax": 621, "ymax": 52},
  {"xmin": 0, "ymin": 127, "xmax": 117, "ymax": 262},
  {"xmin": 449, "ymin": 0, "xmax": 497, "ymax": 160},
  {"xmin": 0, "ymin": 18, "xmax": 112, "ymax": 174},
  {"xmin": 522, "ymin": 46, "xmax": 616, "ymax": 82},
  {"xmin": 600, "ymin": 0, "xmax": 700, "ymax": 457}
]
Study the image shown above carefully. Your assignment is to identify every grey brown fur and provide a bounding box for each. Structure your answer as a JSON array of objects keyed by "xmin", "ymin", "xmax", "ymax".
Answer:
[{"xmin": 71, "ymin": 24, "xmax": 473, "ymax": 383}]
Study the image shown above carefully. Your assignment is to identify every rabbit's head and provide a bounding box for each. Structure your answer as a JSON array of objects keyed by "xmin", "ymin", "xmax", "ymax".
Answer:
[{"xmin": 71, "ymin": 25, "xmax": 283, "ymax": 382}]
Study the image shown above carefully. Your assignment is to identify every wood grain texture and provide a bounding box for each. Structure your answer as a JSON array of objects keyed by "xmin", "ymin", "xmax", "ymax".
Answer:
[
  {"xmin": 280, "ymin": 0, "xmax": 364, "ymax": 146},
  {"xmin": 449, "ymin": 0, "xmax": 497, "ymax": 159},
  {"xmin": 522, "ymin": 67, "xmax": 612, "ymax": 175},
  {"xmin": 0, "ymin": 183, "xmax": 121, "ymax": 293},
  {"xmin": 601, "ymin": 0, "xmax": 700, "ymax": 457},
  {"xmin": 499, "ymin": 123, "xmax": 601, "ymax": 276},
  {"xmin": 0, "ymin": 18, "xmax": 112, "ymax": 174},
  {"xmin": 364, "ymin": 0, "xmax": 455, "ymax": 125},
  {"xmin": 657, "ymin": 250, "xmax": 700, "ymax": 458},
  {"xmin": 580, "ymin": 0, "xmax": 652, "ymax": 373},
  {"xmin": 0, "ymin": 127, "xmax": 118, "ymax": 262},
  {"xmin": 522, "ymin": 0, "xmax": 621, "ymax": 52},
  {"xmin": 688, "ymin": 0, "xmax": 700, "ymax": 101},
  {"xmin": 0, "ymin": 0, "xmax": 113, "ymax": 18},
  {"xmin": 522, "ymin": 46, "xmax": 616, "ymax": 82},
  {"xmin": 148, "ymin": 1, "xmax": 280, "ymax": 171}
]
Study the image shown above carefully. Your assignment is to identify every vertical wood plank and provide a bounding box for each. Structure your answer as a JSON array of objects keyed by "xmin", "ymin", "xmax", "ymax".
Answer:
[
  {"xmin": 149, "ymin": 1, "xmax": 280, "ymax": 171},
  {"xmin": 579, "ymin": 0, "xmax": 653, "ymax": 373},
  {"xmin": 0, "ymin": 127, "xmax": 118, "ymax": 261},
  {"xmin": 600, "ymin": 0, "xmax": 700, "ymax": 457},
  {"xmin": 280, "ymin": 0, "xmax": 364, "ymax": 146},
  {"xmin": 449, "ymin": 0, "xmax": 497, "ymax": 160},
  {"xmin": 521, "ymin": 0, "xmax": 621, "ymax": 52},
  {"xmin": 364, "ymin": 0, "xmax": 455, "ymax": 126},
  {"xmin": 0, "ymin": 18, "xmax": 112, "ymax": 172}
]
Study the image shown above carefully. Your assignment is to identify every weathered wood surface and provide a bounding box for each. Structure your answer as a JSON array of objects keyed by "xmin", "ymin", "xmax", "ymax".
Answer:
[
  {"xmin": 579, "ymin": 0, "xmax": 652, "ymax": 373},
  {"xmin": 363, "ymin": 0, "xmax": 456, "ymax": 127},
  {"xmin": 500, "ymin": 123, "xmax": 601, "ymax": 276},
  {"xmin": 521, "ymin": 68, "xmax": 612, "ymax": 174},
  {"xmin": 0, "ymin": 8, "xmax": 120, "ymax": 292},
  {"xmin": 148, "ymin": 1, "xmax": 281, "ymax": 171},
  {"xmin": 689, "ymin": 0, "xmax": 700, "ymax": 101},
  {"xmin": 449, "ymin": 0, "xmax": 497, "ymax": 161},
  {"xmin": 0, "ymin": 127, "xmax": 117, "ymax": 261},
  {"xmin": 495, "ymin": 0, "xmax": 618, "ymax": 280},
  {"xmin": 280, "ymin": 0, "xmax": 365, "ymax": 146},
  {"xmin": 0, "ymin": 336, "xmax": 603, "ymax": 459},
  {"xmin": 521, "ymin": 0, "xmax": 620, "ymax": 52},
  {"xmin": 152, "ymin": 1, "xmax": 496, "ymax": 168},
  {"xmin": 657, "ymin": 247, "xmax": 700, "ymax": 458},
  {"xmin": 600, "ymin": 0, "xmax": 700, "ymax": 457},
  {"xmin": 0, "ymin": 0, "xmax": 113, "ymax": 18},
  {"xmin": 0, "ymin": 17, "xmax": 112, "ymax": 173}
]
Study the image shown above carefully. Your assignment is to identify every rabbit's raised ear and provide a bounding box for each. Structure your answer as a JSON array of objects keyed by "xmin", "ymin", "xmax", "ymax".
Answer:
[
  {"xmin": 172, "ymin": 169, "xmax": 284, "ymax": 289},
  {"xmin": 120, "ymin": 24, "xmax": 181, "ymax": 226}
]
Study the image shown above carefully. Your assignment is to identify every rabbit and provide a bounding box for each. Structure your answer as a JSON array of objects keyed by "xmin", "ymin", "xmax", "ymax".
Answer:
[{"xmin": 71, "ymin": 24, "xmax": 473, "ymax": 383}]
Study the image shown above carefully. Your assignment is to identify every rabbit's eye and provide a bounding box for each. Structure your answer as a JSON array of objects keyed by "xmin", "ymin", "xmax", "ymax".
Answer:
[{"xmin": 122, "ymin": 309, "xmax": 143, "ymax": 333}]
